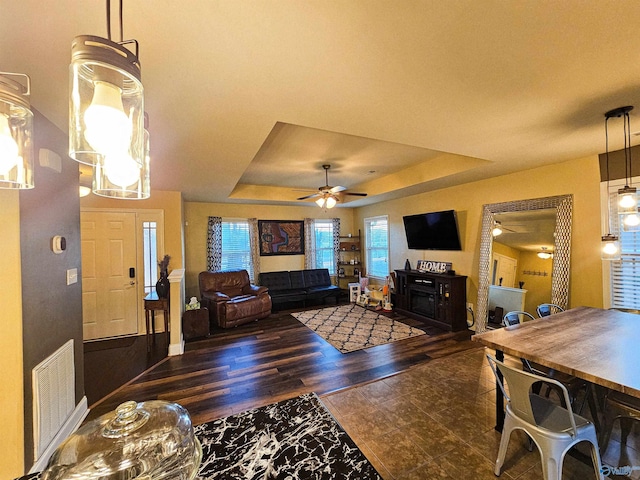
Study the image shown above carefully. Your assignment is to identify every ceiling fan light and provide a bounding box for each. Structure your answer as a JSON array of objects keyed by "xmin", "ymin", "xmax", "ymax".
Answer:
[
  {"xmin": 0, "ymin": 72, "xmax": 34, "ymax": 189},
  {"xmin": 492, "ymin": 222, "xmax": 502, "ymax": 237},
  {"xmin": 69, "ymin": 36, "xmax": 144, "ymax": 167},
  {"xmin": 326, "ymin": 195, "xmax": 337, "ymax": 209},
  {"xmin": 315, "ymin": 197, "xmax": 326, "ymax": 208},
  {"xmin": 79, "ymin": 185, "xmax": 91, "ymax": 197}
]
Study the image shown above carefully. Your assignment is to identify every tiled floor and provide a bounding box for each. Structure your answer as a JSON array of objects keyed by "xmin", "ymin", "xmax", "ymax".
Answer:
[{"xmin": 321, "ymin": 348, "xmax": 640, "ymax": 479}]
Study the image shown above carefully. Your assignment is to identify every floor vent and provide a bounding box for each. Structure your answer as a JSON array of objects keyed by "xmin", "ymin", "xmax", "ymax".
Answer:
[{"xmin": 32, "ymin": 339, "xmax": 75, "ymax": 460}]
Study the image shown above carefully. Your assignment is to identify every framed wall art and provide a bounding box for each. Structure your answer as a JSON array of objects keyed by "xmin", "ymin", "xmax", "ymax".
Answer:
[{"xmin": 258, "ymin": 220, "xmax": 305, "ymax": 256}]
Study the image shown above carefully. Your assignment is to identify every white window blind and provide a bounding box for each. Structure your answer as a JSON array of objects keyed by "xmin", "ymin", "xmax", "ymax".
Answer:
[
  {"xmin": 314, "ymin": 220, "xmax": 335, "ymax": 274},
  {"xmin": 365, "ymin": 216, "xmax": 389, "ymax": 279},
  {"xmin": 606, "ymin": 182, "xmax": 640, "ymax": 309},
  {"xmin": 222, "ymin": 220, "xmax": 253, "ymax": 279}
]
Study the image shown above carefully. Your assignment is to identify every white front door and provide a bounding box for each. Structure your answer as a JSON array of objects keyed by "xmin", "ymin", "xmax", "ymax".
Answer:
[{"xmin": 81, "ymin": 211, "xmax": 139, "ymax": 340}]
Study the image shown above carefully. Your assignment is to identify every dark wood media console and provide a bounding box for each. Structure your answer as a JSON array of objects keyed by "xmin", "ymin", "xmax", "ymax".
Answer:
[{"xmin": 394, "ymin": 269, "xmax": 467, "ymax": 331}]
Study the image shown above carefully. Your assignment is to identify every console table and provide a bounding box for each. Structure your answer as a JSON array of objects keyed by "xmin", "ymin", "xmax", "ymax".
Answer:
[
  {"xmin": 394, "ymin": 269, "xmax": 467, "ymax": 331},
  {"xmin": 144, "ymin": 292, "xmax": 169, "ymax": 351}
]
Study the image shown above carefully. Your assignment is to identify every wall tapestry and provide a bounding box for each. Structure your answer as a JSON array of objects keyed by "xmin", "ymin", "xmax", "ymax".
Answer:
[{"xmin": 258, "ymin": 220, "xmax": 305, "ymax": 256}]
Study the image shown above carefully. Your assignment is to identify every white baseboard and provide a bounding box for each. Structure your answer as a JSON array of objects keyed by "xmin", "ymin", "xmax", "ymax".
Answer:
[
  {"xmin": 168, "ymin": 334, "xmax": 184, "ymax": 356},
  {"xmin": 30, "ymin": 396, "xmax": 89, "ymax": 474}
]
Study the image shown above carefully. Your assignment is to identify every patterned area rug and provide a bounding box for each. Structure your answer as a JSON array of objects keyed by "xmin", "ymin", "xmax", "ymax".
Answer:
[
  {"xmin": 292, "ymin": 303, "xmax": 426, "ymax": 353},
  {"xmin": 195, "ymin": 393, "xmax": 381, "ymax": 479}
]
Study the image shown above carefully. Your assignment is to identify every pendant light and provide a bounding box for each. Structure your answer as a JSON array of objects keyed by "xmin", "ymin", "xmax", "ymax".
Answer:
[
  {"xmin": 491, "ymin": 221, "xmax": 503, "ymax": 237},
  {"xmin": 69, "ymin": 0, "xmax": 147, "ymax": 198},
  {"xmin": 608, "ymin": 107, "xmax": 640, "ymax": 227},
  {"xmin": 0, "ymin": 72, "xmax": 34, "ymax": 189},
  {"xmin": 602, "ymin": 108, "xmax": 622, "ymax": 260}
]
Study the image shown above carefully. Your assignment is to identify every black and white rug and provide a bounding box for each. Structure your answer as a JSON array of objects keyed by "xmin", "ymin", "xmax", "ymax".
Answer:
[
  {"xmin": 292, "ymin": 303, "xmax": 426, "ymax": 353},
  {"xmin": 195, "ymin": 393, "xmax": 381, "ymax": 479}
]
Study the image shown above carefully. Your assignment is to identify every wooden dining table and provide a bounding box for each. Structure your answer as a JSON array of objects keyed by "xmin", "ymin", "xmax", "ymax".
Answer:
[{"xmin": 473, "ymin": 306, "xmax": 640, "ymax": 431}]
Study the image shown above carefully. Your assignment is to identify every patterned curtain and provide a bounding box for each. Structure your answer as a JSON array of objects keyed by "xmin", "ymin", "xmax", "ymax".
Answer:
[
  {"xmin": 206, "ymin": 216, "xmax": 222, "ymax": 271},
  {"xmin": 332, "ymin": 218, "xmax": 340, "ymax": 284},
  {"xmin": 304, "ymin": 218, "xmax": 315, "ymax": 270},
  {"xmin": 248, "ymin": 218, "xmax": 260, "ymax": 283}
]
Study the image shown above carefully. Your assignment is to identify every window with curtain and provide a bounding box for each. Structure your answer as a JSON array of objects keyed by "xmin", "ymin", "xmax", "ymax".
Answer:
[
  {"xmin": 313, "ymin": 219, "xmax": 336, "ymax": 274},
  {"xmin": 364, "ymin": 215, "xmax": 389, "ymax": 279},
  {"xmin": 605, "ymin": 179, "xmax": 640, "ymax": 309},
  {"xmin": 222, "ymin": 220, "xmax": 253, "ymax": 279}
]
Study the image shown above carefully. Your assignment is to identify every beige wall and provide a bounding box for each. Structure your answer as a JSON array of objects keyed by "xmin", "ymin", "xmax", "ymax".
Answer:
[
  {"xmin": 184, "ymin": 203, "xmax": 355, "ymax": 299},
  {"xmin": 1, "ymin": 190, "xmax": 24, "ymax": 478},
  {"xmin": 81, "ymin": 190, "xmax": 185, "ymax": 269},
  {"xmin": 354, "ymin": 155, "xmax": 604, "ymax": 312}
]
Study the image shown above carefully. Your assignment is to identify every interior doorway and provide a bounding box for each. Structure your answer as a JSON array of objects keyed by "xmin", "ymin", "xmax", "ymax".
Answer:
[{"xmin": 491, "ymin": 253, "xmax": 518, "ymax": 288}]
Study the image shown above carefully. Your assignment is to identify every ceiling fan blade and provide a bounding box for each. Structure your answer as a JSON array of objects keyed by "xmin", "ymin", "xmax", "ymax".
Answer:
[
  {"xmin": 297, "ymin": 192, "xmax": 321, "ymax": 200},
  {"xmin": 343, "ymin": 192, "xmax": 368, "ymax": 197},
  {"xmin": 329, "ymin": 185, "xmax": 347, "ymax": 193}
]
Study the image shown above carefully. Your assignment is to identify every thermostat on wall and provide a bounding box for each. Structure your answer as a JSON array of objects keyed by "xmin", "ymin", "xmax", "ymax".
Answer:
[{"xmin": 52, "ymin": 235, "xmax": 66, "ymax": 254}]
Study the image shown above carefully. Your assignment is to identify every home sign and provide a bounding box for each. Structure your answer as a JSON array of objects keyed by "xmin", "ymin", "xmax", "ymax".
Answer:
[{"xmin": 417, "ymin": 260, "xmax": 452, "ymax": 274}]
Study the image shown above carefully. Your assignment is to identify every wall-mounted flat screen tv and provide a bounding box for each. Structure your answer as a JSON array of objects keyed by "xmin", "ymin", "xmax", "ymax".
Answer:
[{"xmin": 403, "ymin": 209, "xmax": 462, "ymax": 250}]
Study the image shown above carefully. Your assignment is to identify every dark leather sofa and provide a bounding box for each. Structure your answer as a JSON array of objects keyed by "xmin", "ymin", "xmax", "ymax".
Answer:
[
  {"xmin": 258, "ymin": 268, "xmax": 341, "ymax": 309},
  {"xmin": 199, "ymin": 270, "xmax": 272, "ymax": 328}
]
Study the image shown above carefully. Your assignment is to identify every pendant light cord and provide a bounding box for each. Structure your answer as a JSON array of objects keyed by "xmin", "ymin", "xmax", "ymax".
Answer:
[
  {"xmin": 105, "ymin": 0, "xmax": 124, "ymax": 42},
  {"xmin": 625, "ymin": 111, "xmax": 633, "ymax": 187},
  {"xmin": 605, "ymin": 115, "xmax": 612, "ymax": 236}
]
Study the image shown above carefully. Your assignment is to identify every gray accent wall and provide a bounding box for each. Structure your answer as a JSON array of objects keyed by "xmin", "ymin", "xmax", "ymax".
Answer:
[{"xmin": 19, "ymin": 110, "xmax": 83, "ymax": 469}]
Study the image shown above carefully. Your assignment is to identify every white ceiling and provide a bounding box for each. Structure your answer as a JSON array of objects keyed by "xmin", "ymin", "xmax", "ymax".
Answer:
[{"xmin": 4, "ymin": 1, "xmax": 640, "ymax": 206}]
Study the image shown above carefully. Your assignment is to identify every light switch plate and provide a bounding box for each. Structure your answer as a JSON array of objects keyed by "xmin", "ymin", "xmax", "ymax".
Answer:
[{"xmin": 66, "ymin": 268, "xmax": 78, "ymax": 285}]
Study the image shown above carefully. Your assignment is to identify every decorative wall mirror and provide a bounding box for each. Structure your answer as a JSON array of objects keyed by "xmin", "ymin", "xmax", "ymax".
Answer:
[{"xmin": 475, "ymin": 195, "xmax": 573, "ymax": 333}]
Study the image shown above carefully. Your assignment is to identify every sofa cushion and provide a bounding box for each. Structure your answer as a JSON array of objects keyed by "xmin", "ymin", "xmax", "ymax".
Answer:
[
  {"xmin": 259, "ymin": 271, "xmax": 292, "ymax": 291},
  {"xmin": 303, "ymin": 269, "xmax": 332, "ymax": 288},
  {"xmin": 289, "ymin": 270, "xmax": 305, "ymax": 289}
]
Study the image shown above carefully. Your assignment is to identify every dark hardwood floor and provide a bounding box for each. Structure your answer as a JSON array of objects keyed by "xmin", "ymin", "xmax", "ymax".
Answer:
[{"xmin": 85, "ymin": 306, "xmax": 480, "ymax": 426}]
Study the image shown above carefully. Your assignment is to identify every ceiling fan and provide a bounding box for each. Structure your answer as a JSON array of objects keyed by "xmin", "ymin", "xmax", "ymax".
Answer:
[{"xmin": 297, "ymin": 164, "xmax": 367, "ymax": 208}]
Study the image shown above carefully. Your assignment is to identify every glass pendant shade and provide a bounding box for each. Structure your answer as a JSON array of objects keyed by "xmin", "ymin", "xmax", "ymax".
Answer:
[
  {"xmin": 601, "ymin": 234, "xmax": 621, "ymax": 261},
  {"xmin": 0, "ymin": 73, "xmax": 34, "ymax": 189},
  {"xmin": 622, "ymin": 210, "xmax": 640, "ymax": 231},
  {"xmin": 94, "ymin": 123, "xmax": 150, "ymax": 199},
  {"xmin": 618, "ymin": 185, "xmax": 638, "ymax": 214},
  {"xmin": 69, "ymin": 35, "xmax": 144, "ymax": 168},
  {"xmin": 325, "ymin": 195, "xmax": 337, "ymax": 209},
  {"xmin": 492, "ymin": 222, "xmax": 502, "ymax": 237}
]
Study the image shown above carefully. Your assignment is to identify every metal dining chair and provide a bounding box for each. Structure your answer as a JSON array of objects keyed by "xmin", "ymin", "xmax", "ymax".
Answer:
[
  {"xmin": 502, "ymin": 310, "xmax": 535, "ymax": 327},
  {"xmin": 537, "ymin": 303, "xmax": 565, "ymax": 317},
  {"xmin": 599, "ymin": 390, "xmax": 640, "ymax": 455},
  {"xmin": 486, "ymin": 354, "xmax": 603, "ymax": 480},
  {"xmin": 502, "ymin": 311, "xmax": 596, "ymax": 423}
]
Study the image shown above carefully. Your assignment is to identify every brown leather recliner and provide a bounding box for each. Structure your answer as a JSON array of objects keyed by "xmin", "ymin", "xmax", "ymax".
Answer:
[{"xmin": 199, "ymin": 270, "xmax": 272, "ymax": 328}]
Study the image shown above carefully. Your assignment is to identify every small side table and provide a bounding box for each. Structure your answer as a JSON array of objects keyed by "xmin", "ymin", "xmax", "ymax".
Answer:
[{"xmin": 144, "ymin": 292, "xmax": 169, "ymax": 351}]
